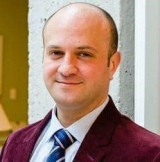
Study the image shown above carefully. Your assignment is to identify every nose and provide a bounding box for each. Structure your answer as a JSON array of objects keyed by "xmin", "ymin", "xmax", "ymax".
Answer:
[{"xmin": 57, "ymin": 54, "xmax": 78, "ymax": 76}]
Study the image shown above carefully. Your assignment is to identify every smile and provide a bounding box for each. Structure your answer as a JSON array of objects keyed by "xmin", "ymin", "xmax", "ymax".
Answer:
[{"xmin": 56, "ymin": 81, "xmax": 82, "ymax": 85}]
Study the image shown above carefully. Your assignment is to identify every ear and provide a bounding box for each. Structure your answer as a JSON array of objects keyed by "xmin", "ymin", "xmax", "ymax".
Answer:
[{"xmin": 109, "ymin": 51, "xmax": 121, "ymax": 80}]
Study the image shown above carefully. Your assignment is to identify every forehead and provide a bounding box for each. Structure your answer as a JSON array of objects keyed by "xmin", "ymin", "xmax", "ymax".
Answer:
[
  {"xmin": 44, "ymin": 4, "xmax": 110, "ymax": 36},
  {"xmin": 43, "ymin": 4, "xmax": 111, "ymax": 51}
]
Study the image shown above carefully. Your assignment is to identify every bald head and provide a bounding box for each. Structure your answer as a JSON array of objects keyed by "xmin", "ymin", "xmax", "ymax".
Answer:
[{"xmin": 43, "ymin": 2, "xmax": 118, "ymax": 58}]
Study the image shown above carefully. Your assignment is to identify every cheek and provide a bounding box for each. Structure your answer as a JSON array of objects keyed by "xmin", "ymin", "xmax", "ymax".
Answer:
[
  {"xmin": 81, "ymin": 62, "xmax": 109, "ymax": 81},
  {"xmin": 79, "ymin": 65, "xmax": 94, "ymax": 79},
  {"xmin": 43, "ymin": 63, "xmax": 58, "ymax": 80}
]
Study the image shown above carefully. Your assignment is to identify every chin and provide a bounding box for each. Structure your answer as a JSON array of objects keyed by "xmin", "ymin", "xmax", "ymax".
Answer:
[{"xmin": 53, "ymin": 95, "xmax": 84, "ymax": 107}]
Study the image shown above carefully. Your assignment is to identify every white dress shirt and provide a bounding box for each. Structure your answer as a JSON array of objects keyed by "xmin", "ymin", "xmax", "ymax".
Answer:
[{"xmin": 30, "ymin": 97, "xmax": 109, "ymax": 162}]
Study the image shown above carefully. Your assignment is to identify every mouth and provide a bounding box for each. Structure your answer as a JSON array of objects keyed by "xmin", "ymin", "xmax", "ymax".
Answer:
[{"xmin": 56, "ymin": 81, "xmax": 82, "ymax": 85}]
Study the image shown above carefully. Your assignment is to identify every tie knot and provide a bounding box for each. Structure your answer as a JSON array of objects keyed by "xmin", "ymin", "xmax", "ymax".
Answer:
[{"xmin": 53, "ymin": 129, "xmax": 76, "ymax": 149}]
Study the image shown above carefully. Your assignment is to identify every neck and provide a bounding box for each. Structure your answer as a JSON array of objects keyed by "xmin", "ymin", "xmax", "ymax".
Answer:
[
  {"xmin": 56, "ymin": 96, "xmax": 108, "ymax": 127},
  {"xmin": 57, "ymin": 109, "xmax": 85, "ymax": 127}
]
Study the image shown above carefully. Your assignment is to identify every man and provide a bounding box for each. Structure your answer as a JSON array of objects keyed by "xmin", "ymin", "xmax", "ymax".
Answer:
[{"xmin": 1, "ymin": 2, "xmax": 160, "ymax": 162}]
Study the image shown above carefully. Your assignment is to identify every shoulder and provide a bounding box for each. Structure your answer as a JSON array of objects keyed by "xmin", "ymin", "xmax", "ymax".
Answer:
[
  {"xmin": 4, "ymin": 110, "xmax": 52, "ymax": 145},
  {"xmin": 0, "ymin": 120, "xmax": 42, "ymax": 161},
  {"xmin": 7, "ymin": 120, "xmax": 42, "ymax": 142},
  {"xmin": 0, "ymin": 111, "xmax": 52, "ymax": 161},
  {"xmin": 119, "ymin": 115, "xmax": 160, "ymax": 144},
  {"xmin": 114, "ymin": 115, "xmax": 160, "ymax": 161},
  {"xmin": 1, "ymin": 120, "xmax": 42, "ymax": 150}
]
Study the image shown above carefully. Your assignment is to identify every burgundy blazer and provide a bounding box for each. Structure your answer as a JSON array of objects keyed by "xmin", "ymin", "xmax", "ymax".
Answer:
[{"xmin": 1, "ymin": 97, "xmax": 160, "ymax": 162}]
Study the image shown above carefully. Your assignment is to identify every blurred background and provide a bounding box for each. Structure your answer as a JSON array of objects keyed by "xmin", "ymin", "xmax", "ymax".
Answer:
[{"xmin": 0, "ymin": 0, "xmax": 28, "ymax": 147}]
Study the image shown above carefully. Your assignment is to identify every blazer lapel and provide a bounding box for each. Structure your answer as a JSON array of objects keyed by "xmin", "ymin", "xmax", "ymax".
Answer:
[
  {"xmin": 13, "ymin": 111, "xmax": 52, "ymax": 162},
  {"xmin": 73, "ymin": 96, "xmax": 121, "ymax": 161}
]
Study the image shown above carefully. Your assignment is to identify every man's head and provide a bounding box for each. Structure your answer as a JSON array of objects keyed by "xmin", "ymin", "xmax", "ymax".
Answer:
[{"xmin": 43, "ymin": 3, "xmax": 121, "ymax": 117}]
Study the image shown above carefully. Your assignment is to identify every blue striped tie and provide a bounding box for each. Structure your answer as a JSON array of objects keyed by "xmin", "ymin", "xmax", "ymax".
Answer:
[{"xmin": 46, "ymin": 129, "xmax": 76, "ymax": 162}]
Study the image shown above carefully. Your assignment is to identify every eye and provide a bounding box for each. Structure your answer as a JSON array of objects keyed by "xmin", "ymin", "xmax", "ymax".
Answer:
[
  {"xmin": 49, "ymin": 51, "xmax": 64, "ymax": 56},
  {"xmin": 48, "ymin": 51, "xmax": 64, "ymax": 59},
  {"xmin": 78, "ymin": 52, "xmax": 93, "ymax": 58}
]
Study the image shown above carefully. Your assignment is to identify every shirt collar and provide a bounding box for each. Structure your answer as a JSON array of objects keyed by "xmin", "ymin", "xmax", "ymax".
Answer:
[{"xmin": 48, "ymin": 96, "xmax": 109, "ymax": 143}]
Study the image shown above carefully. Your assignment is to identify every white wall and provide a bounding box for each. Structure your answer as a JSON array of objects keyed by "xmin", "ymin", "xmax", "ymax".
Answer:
[
  {"xmin": 135, "ymin": 0, "xmax": 160, "ymax": 135},
  {"xmin": 145, "ymin": 0, "xmax": 160, "ymax": 134}
]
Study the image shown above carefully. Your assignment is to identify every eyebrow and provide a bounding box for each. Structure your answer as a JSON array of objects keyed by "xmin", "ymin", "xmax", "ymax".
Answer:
[
  {"xmin": 46, "ymin": 45, "xmax": 98, "ymax": 53},
  {"xmin": 76, "ymin": 46, "xmax": 98, "ymax": 53},
  {"xmin": 47, "ymin": 45, "xmax": 61, "ymax": 50}
]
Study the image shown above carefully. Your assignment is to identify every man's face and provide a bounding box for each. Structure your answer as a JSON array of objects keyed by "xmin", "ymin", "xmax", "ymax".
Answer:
[{"xmin": 43, "ymin": 8, "xmax": 117, "ymax": 112}]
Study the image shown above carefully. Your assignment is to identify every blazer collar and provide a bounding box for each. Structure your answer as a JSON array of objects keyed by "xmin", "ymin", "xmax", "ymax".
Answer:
[
  {"xmin": 89, "ymin": 96, "xmax": 121, "ymax": 146},
  {"xmin": 74, "ymin": 96, "xmax": 121, "ymax": 161}
]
